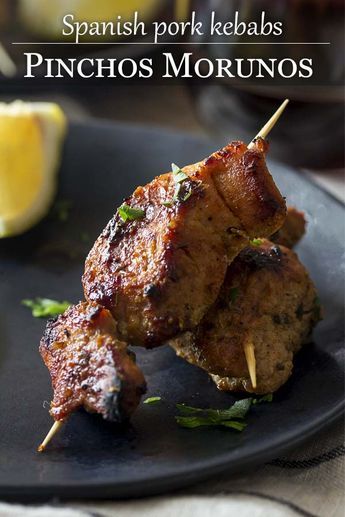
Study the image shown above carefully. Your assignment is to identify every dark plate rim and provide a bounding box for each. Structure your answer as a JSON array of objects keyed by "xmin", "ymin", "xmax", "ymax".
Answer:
[
  {"xmin": 1, "ymin": 401, "xmax": 344, "ymax": 501},
  {"xmin": 1, "ymin": 119, "xmax": 344, "ymax": 501}
]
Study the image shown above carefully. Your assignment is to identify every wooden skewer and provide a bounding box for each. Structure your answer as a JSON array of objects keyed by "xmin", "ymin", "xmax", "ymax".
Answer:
[
  {"xmin": 37, "ymin": 420, "xmax": 64, "ymax": 452},
  {"xmin": 247, "ymin": 99, "xmax": 289, "ymax": 149},
  {"xmin": 37, "ymin": 100, "xmax": 289, "ymax": 451},
  {"xmin": 245, "ymin": 99, "xmax": 289, "ymax": 387},
  {"xmin": 244, "ymin": 341, "xmax": 257, "ymax": 389}
]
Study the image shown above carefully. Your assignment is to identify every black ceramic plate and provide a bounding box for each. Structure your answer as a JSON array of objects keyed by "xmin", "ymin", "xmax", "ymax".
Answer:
[{"xmin": 0, "ymin": 121, "xmax": 344, "ymax": 501}]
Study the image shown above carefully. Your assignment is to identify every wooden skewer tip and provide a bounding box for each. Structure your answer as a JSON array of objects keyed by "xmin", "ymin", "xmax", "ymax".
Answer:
[
  {"xmin": 248, "ymin": 99, "xmax": 289, "ymax": 149},
  {"xmin": 37, "ymin": 420, "xmax": 64, "ymax": 452},
  {"xmin": 244, "ymin": 341, "xmax": 257, "ymax": 389}
]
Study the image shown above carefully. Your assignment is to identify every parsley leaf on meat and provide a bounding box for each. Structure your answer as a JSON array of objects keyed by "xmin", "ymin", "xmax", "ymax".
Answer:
[{"xmin": 118, "ymin": 204, "xmax": 145, "ymax": 222}]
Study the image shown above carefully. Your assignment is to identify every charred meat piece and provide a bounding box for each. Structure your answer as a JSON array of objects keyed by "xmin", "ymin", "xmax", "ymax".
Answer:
[
  {"xmin": 83, "ymin": 139, "xmax": 286, "ymax": 348},
  {"xmin": 39, "ymin": 302, "xmax": 146, "ymax": 422},
  {"xmin": 169, "ymin": 240, "xmax": 320, "ymax": 394},
  {"xmin": 271, "ymin": 206, "xmax": 306, "ymax": 248}
]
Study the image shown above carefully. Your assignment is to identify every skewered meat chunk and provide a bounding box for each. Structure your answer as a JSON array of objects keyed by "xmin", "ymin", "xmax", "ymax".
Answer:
[
  {"xmin": 169, "ymin": 240, "xmax": 320, "ymax": 394},
  {"xmin": 271, "ymin": 206, "xmax": 306, "ymax": 248},
  {"xmin": 39, "ymin": 302, "xmax": 146, "ymax": 422},
  {"xmin": 83, "ymin": 139, "xmax": 286, "ymax": 348}
]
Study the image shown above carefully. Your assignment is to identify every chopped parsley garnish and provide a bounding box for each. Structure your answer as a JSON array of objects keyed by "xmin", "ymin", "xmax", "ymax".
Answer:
[
  {"xmin": 117, "ymin": 203, "xmax": 145, "ymax": 222},
  {"xmin": 162, "ymin": 163, "xmax": 192, "ymax": 207},
  {"xmin": 175, "ymin": 395, "xmax": 272, "ymax": 430},
  {"xmin": 176, "ymin": 416, "xmax": 247, "ymax": 430},
  {"xmin": 172, "ymin": 163, "xmax": 188, "ymax": 183},
  {"xmin": 22, "ymin": 298, "xmax": 71, "ymax": 318},
  {"xmin": 252, "ymin": 393, "xmax": 273, "ymax": 404},
  {"xmin": 173, "ymin": 182, "xmax": 192, "ymax": 203},
  {"xmin": 176, "ymin": 398, "xmax": 251, "ymax": 429},
  {"xmin": 250, "ymin": 238, "xmax": 263, "ymax": 247},
  {"xmin": 143, "ymin": 396, "xmax": 162, "ymax": 405}
]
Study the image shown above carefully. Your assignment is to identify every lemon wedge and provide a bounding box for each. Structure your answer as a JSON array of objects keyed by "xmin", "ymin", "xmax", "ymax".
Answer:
[
  {"xmin": 0, "ymin": 101, "xmax": 67, "ymax": 238},
  {"xmin": 19, "ymin": 0, "xmax": 161, "ymax": 39}
]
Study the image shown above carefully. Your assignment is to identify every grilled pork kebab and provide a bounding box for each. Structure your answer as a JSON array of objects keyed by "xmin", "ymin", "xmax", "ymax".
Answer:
[
  {"xmin": 169, "ymin": 209, "xmax": 321, "ymax": 394},
  {"xmin": 83, "ymin": 138, "xmax": 286, "ymax": 348},
  {"xmin": 40, "ymin": 302, "xmax": 146, "ymax": 423},
  {"xmin": 40, "ymin": 139, "xmax": 286, "ymax": 424}
]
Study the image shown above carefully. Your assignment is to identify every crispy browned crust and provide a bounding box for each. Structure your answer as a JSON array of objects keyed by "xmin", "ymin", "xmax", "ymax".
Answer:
[
  {"xmin": 271, "ymin": 206, "xmax": 306, "ymax": 248},
  {"xmin": 207, "ymin": 138, "xmax": 286, "ymax": 237},
  {"xmin": 83, "ymin": 139, "xmax": 286, "ymax": 347},
  {"xmin": 39, "ymin": 302, "xmax": 146, "ymax": 422},
  {"xmin": 169, "ymin": 240, "xmax": 320, "ymax": 394}
]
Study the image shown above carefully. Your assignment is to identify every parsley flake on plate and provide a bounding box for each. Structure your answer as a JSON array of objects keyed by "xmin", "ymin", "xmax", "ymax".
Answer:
[
  {"xmin": 143, "ymin": 396, "xmax": 162, "ymax": 405},
  {"xmin": 175, "ymin": 398, "xmax": 252, "ymax": 429},
  {"xmin": 22, "ymin": 298, "xmax": 71, "ymax": 318},
  {"xmin": 175, "ymin": 396, "xmax": 272, "ymax": 430}
]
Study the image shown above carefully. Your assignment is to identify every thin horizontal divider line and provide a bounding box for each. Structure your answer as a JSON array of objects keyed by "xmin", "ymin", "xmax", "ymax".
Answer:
[{"xmin": 12, "ymin": 41, "xmax": 331, "ymax": 45}]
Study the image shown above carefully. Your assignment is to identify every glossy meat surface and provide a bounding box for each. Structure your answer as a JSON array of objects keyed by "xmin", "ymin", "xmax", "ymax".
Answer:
[
  {"xmin": 39, "ymin": 302, "xmax": 146, "ymax": 421},
  {"xmin": 83, "ymin": 139, "xmax": 286, "ymax": 347},
  {"xmin": 169, "ymin": 240, "xmax": 320, "ymax": 394}
]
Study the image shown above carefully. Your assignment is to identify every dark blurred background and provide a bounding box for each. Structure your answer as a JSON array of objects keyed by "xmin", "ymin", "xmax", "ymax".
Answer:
[{"xmin": 0, "ymin": 0, "xmax": 344, "ymax": 177}]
